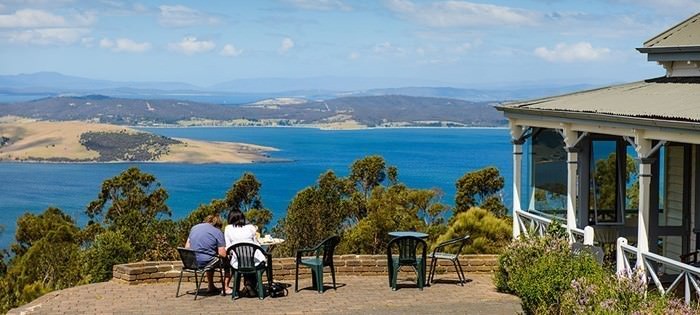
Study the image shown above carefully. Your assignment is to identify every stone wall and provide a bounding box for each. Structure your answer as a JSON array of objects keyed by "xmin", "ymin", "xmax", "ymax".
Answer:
[{"xmin": 112, "ymin": 254, "xmax": 498, "ymax": 285}]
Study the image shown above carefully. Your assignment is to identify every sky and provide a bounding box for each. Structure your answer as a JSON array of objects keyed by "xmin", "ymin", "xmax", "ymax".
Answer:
[{"xmin": 0, "ymin": 0, "xmax": 698, "ymax": 88}]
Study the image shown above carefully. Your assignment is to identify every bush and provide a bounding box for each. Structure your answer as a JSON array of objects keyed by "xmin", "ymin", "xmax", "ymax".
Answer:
[
  {"xmin": 82, "ymin": 231, "xmax": 134, "ymax": 282},
  {"xmin": 436, "ymin": 207, "xmax": 511, "ymax": 254},
  {"xmin": 497, "ymin": 231, "xmax": 700, "ymax": 315},
  {"xmin": 495, "ymin": 231, "xmax": 607, "ymax": 314}
]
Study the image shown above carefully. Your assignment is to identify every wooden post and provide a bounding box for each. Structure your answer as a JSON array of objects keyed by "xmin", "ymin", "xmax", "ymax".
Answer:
[
  {"xmin": 635, "ymin": 132, "xmax": 653, "ymax": 272},
  {"xmin": 563, "ymin": 126, "xmax": 579, "ymax": 232},
  {"xmin": 511, "ymin": 124, "xmax": 525, "ymax": 239}
]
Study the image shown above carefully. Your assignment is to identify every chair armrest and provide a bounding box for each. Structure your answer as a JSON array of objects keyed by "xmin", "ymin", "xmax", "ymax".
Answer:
[
  {"xmin": 431, "ymin": 236, "xmax": 470, "ymax": 255},
  {"xmin": 296, "ymin": 246, "xmax": 322, "ymax": 261}
]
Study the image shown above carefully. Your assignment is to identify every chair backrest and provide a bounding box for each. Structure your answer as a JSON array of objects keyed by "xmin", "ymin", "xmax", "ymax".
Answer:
[
  {"xmin": 387, "ymin": 236, "xmax": 427, "ymax": 265},
  {"xmin": 454, "ymin": 235, "xmax": 470, "ymax": 254},
  {"xmin": 227, "ymin": 243, "xmax": 266, "ymax": 272},
  {"xmin": 177, "ymin": 247, "xmax": 199, "ymax": 271},
  {"xmin": 320, "ymin": 235, "xmax": 340, "ymax": 267}
]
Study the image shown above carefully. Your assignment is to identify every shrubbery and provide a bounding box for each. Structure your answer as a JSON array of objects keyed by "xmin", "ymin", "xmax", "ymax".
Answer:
[{"xmin": 496, "ymin": 226, "xmax": 700, "ymax": 314}]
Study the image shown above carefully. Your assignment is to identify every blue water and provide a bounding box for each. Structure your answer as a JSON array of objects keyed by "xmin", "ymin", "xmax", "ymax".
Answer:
[{"xmin": 0, "ymin": 127, "xmax": 512, "ymax": 248}]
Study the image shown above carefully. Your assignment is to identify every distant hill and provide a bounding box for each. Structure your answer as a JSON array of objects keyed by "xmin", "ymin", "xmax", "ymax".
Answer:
[
  {"xmin": 0, "ymin": 72, "xmax": 601, "ymax": 103},
  {"xmin": 0, "ymin": 94, "xmax": 506, "ymax": 128}
]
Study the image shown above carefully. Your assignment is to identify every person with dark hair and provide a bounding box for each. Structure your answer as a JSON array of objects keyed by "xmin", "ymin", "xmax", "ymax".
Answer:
[
  {"xmin": 185, "ymin": 214, "xmax": 232, "ymax": 294},
  {"xmin": 224, "ymin": 210, "xmax": 266, "ymax": 296}
]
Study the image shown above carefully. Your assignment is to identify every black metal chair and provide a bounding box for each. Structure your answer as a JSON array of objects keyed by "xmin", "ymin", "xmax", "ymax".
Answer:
[
  {"xmin": 176, "ymin": 247, "xmax": 225, "ymax": 300},
  {"xmin": 295, "ymin": 235, "xmax": 340, "ymax": 293},
  {"xmin": 227, "ymin": 243, "xmax": 270, "ymax": 300},
  {"xmin": 428, "ymin": 235, "xmax": 470, "ymax": 286},
  {"xmin": 387, "ymin": 235, "xmax": 427, "ymax": 291}
]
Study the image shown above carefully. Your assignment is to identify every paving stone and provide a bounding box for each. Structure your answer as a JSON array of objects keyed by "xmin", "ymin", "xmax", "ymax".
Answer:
[{"xmin": 8, "ymin": 274, "xmax": 522, "ymax": 315}]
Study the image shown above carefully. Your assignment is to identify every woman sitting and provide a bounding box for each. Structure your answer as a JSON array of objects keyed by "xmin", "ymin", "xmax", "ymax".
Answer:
[{"xmin": 224, "ymin": 210, "xmax": 267, "ymax": 296}]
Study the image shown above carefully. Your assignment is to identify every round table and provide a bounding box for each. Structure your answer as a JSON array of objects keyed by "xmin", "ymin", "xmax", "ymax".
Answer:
[{"xmin": 388, "ymin": 231, "xmax": 428, "ymax": 238}]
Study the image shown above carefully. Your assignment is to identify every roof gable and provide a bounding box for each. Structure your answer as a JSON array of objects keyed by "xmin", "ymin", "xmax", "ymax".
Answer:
[{"xmin": 644, "ymin": 13, "xmax": 700, "ymax": 48}]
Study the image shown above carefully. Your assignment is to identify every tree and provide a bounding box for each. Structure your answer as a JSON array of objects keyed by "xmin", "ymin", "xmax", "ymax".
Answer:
[
  {"xmin": 349, "ymin": 155, "xmax": 388, "ymax": 198},
  {"xmin": 341, "ymin": 184, "xmax": 442, "ymax": 254},
  {"xmin": 224, "ymin": 172, "xmax": 272, "ymax": 230},
  {"xmin": 86, "ymin": 167, "xmax": 177, "ymax": 261},
  {"xmin": 1, "ymin": 207, "xmax": 84, "ymax": 313},
  {"xmin": 455, "ymin": 167, "xmax": 506, "ymax": 216},
  {"xmin": 274, "ymin": 171, "xmax": 352, "ymax": 257}
]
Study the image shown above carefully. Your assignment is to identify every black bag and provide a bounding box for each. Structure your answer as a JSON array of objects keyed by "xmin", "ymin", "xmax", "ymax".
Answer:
[{"xmin": 265, "ymin": 282, "xmax": 288, "ymax": 298}]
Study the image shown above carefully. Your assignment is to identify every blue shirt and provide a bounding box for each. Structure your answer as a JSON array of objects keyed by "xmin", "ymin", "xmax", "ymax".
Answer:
[{"xmin": 188, "ymin": 223, "xmax": 225, "ymax": 267}]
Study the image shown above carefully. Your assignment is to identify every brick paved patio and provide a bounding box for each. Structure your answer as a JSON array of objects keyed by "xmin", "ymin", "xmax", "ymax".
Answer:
[{"xmin": 9, "ymin": 274, "xmax": 522, "ymax": 314}]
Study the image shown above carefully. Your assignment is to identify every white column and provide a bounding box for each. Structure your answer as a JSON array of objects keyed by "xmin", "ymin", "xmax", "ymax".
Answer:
[
  {"xmin": 563, "ymin": 127, "xmax": 579, "ymax": 231},
  {"xmin": 511, "ymin": 125, "xmax": 524, "ymax": 238},
  {"xmin": 635, "ymin": 134, "xmax": 653, "ymax": 271}
]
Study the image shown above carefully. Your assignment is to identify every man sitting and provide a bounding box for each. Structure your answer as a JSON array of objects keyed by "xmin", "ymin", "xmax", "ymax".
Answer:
[{"xmin": 185, "ymin": 214, "xmax": 232, "ymax": 294}]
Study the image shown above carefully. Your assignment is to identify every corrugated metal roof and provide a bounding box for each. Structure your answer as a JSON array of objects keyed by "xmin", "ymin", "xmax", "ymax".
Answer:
[
  {"xmin": 644, "ymin": 13, "xmax": 700, "ymax": 48},
  {"xmin": 500, "ymin": 77, "xmax": 700, "ymax": 123}
]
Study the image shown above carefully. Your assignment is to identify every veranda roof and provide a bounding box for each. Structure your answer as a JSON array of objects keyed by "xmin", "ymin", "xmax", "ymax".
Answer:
[{"xmin": 497, "ymin": 77, "xmax": 700, "ymax": 125}]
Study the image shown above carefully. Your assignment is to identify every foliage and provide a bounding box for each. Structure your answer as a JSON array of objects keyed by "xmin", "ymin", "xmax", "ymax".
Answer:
[
  {"xmin": 82, "ymin": 230, "xmax": 134, "ymax": 282},
  {"xmin": 455, "ymin": 167, "xmax": 506, "ymax": 216},
  {"xmin": 497, "ymin": 230, "xmax": 700, "ymax": 315},
  {"xmin": 435, "ymin": 207, "xmax": 511, "ymax": 254},
  {"xmin": 0, "ymin": 208, "xmax": 84, "ymax": 314},
  {"xmin": 86, "ymin": 167, "xmax": 177, "ymax": 261},
  {"xmin": 276, "ymin": 155, "xmax": 452, "ymax": 256},
  {"xmin": 79, "ymin": 131, "xmax": 181, "ymax": 161},
  {"xmin": 342, "ymin": 184, "xmax": 431, "ymax": 254},
  {"xmin": 274, "ymin": 171, "xmax": 352, "ymax": 257}
]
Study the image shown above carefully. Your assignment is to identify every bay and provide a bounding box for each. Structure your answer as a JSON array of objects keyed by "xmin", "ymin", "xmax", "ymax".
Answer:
[{"xmin": 0, "ymin": 127, "xmax": 512, "ymax": 248}]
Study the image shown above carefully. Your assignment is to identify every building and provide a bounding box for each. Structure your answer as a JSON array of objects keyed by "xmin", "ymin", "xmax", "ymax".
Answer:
[{"xmin": 497, "ymin": 13, "xmax": 700, "ymax": 303}]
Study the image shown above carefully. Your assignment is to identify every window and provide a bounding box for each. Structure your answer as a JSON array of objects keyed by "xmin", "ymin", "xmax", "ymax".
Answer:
[
  {"xmin": 590, "ymin": 140, "xmax": 619, "ymax": 224},
  {"xmin": 529, "ymin": 129, "xmax": 567, "ymax": 218}
]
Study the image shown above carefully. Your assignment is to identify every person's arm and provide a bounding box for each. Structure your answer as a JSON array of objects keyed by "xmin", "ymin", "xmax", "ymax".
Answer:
[
  {"xmin": 185, "ymin": 238, "xmax": 191, "ymax": 248},
  {"xmin": 218, "ymin": 246, "xmax": 227, "ymax": 257}
]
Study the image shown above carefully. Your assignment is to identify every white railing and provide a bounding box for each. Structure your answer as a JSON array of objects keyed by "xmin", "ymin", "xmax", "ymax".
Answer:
[
  {"xmin": 616, "ymin": 237, "xmax": 700, "ymax": 304},
  {"xmin": 514, "ymin": 209, "xmax": 590, "ymax": 244}
]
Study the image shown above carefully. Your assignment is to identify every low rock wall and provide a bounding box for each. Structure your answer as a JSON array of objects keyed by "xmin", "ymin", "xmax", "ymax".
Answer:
[{"xmin": 112, "ymin": 255, "xmax": 498, "ymax": 284}]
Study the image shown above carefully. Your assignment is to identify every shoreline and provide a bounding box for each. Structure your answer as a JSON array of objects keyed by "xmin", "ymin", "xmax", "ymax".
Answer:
[{"xmin": 134, "ymin": 123, "xmax": 509, "ymax": 131}]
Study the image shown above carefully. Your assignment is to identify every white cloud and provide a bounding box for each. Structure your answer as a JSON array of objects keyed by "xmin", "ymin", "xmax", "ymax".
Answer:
[
  {"xmin": 158, "ymin": 5, "xmax": 220, "ymax": 27},
  {"xmin": 220, "ymin": 43, "xmax": 242, "ymax": 57},
  {"xmin": 100, "ymin": 37, "xmax": 151, "ymax": 53},
  {"xmin": 282, "ymin": 0, "xmax": 352, "ymax": 11},
  {"xmin": 384, "ymin": 0, "xmax": 539, "ymax": 28},
  {"xmin": 348, "ymin": 51, "xmax": 360, "ymax": 60},
  {"xmin": 168, "ymin": 36, "xmax": 215, "ymax": 55},
  {"xmin": 7, "ymin": 27, "xmax": 88, "ymax": 45},
  {"xmin": 278, "ymin": 37, "xmax": 294, "ymax": 54},
  {"xmin": 534, "ymin": 42, "xmax": 610, "ymax": 62},
  {"xmin": 0, "ymin": 9, "xmax": 66, "ymax": 28},
  {"xmin": 373, "ymin": 41, "xmax": 404, "ymax": 55},
  {"xmin": 0, "ymin": 9, "xmax": 96, "ymax": 45}
]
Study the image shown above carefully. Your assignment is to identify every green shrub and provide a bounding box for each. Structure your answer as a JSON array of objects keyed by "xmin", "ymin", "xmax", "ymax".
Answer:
[
  {"xmin": 495, "ymin": 231, "xmax": 607, "ymax": 314},
  {"xmin": 498, "ymin": 231, "xmax": 700, "ymax": 315},
  {"xmin": 436, "ymin": 207, "xmax": 511, "ymax": 254},
  {"xmin": 82, "ymin": 230, "xmax": 134, "ymax": 282}
]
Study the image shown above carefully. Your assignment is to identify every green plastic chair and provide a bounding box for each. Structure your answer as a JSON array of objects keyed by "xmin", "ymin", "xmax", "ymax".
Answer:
[
  {"xmin": 295, "ymin": 235, "xmax": 340, "ymax": 293},
  {"xmin": 387, "ymin": 235, "xmax": 427, "ymax": 291},
  {"xmin": 227, "ymin": 243, "xmax": 270, "ymax": 300}
]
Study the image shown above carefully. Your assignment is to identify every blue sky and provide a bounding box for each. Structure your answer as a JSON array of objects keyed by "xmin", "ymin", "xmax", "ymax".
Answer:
[{"xmin": 0, "ymin": 0, "xmax": 698, "ymax": 88}]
